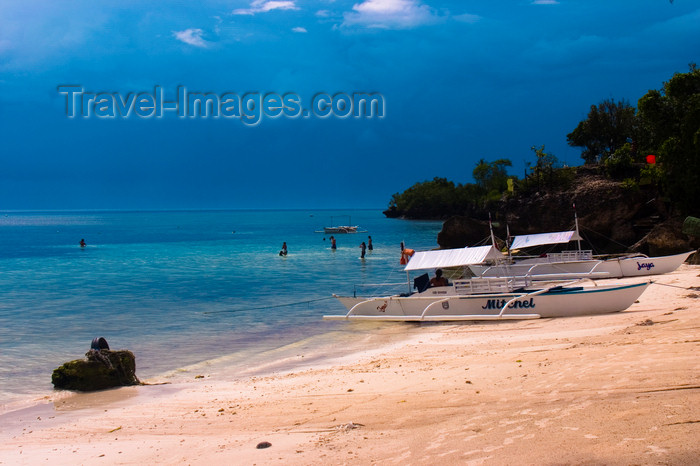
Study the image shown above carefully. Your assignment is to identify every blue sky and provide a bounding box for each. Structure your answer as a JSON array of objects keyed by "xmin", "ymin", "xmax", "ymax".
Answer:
[{"xmin": 1, "ymin": 0, "xmax": 698, "ymax": 210}]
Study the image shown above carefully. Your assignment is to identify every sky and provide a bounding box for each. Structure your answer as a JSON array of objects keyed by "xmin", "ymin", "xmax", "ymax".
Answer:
[{"xmin": 0, "ymin": 0, "xmax": 698, "ymax": 210}]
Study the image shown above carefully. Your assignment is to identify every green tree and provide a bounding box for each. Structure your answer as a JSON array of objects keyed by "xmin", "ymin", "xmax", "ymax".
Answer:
[
  {"xmin": 567, "ymin": 99, "xmax": 638, "ymax": 164},
  {"xmin": 637, "ymin": 64, "xmax": 700, "ymax": 213},
  {"xmin": 531, "ymin": 144, "xmax": 558, "ymax": 172},
  {"xmin": 387, "ymin": 177, "xmax": 458, "ymax": 217},
  {"xmin": 604, "ymin": 142, "xmax": 636, "ymax": 179},
  {"xmin": 526, "ymin": 145, "xmax": 560, "ymax": 190},
  {"xmin": 472, "ymin": 158, "xmax": 512, "ymax": 196}
]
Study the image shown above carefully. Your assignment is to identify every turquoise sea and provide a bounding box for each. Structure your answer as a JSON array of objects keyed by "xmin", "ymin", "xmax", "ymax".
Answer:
[{"xmin": 0, "ymin": 210, "xmax": 442, "ymax": 411}]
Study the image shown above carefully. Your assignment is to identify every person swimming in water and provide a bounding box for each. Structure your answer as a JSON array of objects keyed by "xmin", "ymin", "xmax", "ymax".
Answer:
[{"xmin": 80, "ymin": 239, "xmax": 86, "ymax": 248}]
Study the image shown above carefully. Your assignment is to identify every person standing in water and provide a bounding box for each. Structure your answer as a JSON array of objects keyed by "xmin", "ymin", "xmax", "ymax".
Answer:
[
  {"xmin": 360, "ymin": 241, "xmax": 366, "ymax": 259},
  {"xmin": 330, "ymin": 236, "xmax": 336, "ymax": 250},
  {"xmin": 79, "ymin": 238, "xmax": 86, "ymax": 248},
  {"xmin": 367, "ymin": 236, "xmax": 373, "ymax": 251},
  {"xmin": 279, "ymin": 242, "xmax": 288, "ymax": 256}
]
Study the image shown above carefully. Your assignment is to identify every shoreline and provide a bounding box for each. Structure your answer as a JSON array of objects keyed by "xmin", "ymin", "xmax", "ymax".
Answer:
[
  {"xmin": 0, "ymin": 266, "xmax": 698, "ymax": 464},
  {"xmin": 0, "ymin": 318, "xmax": 423, "ymax": 416},
  {"xmin": 0, "ymin": 208, "xmax": 444, "ymax": 415}
]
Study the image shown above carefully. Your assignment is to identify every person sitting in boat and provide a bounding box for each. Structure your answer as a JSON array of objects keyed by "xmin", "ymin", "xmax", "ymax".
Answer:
[{"xmin": 430, "ymin": 268, "xmax": 449, "ymax": 287}]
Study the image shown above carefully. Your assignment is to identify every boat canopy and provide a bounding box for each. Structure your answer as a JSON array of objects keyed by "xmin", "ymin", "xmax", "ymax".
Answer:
[
  {"xmin": 404, "ymin": 245, "xmax": 502, "ymax": 271},
  {"xmin": 510, "ymin": 231, "xmax": 583, "ymax": 250}
]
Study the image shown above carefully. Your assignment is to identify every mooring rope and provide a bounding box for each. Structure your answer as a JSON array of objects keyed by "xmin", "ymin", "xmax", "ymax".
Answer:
[
  {"xmin": 203, "ymin": 296, "xmax": 336, "ymax": 314},
  {"xmin": 579, "ymin": 225, "xmax": 633, "ymax": 251},
  {"xmin": 653, "ymin": 282, "xmax": 699, "ymax": 291}
]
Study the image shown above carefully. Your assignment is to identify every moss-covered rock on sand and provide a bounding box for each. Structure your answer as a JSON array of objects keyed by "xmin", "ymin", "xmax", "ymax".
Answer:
[{"xmin": 52, "ymin": 349, "xmax": 140, "ymax": 391}]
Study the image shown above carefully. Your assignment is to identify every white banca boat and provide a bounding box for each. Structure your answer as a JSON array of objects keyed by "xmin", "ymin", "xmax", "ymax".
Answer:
[
  {"xmin": 324, "ymin": 245, "xmax": 651, "ymax": 322},
  {"xmin": 323, "ymin": 225, "xmax": 361, "ymax": 234},
  {"xmin": 468, "ymin": 230, "xmax": 693, "ymax": 280},
  {"xmin": 315, "ymin": 215, "xmax": 367, "ymax": 234}
]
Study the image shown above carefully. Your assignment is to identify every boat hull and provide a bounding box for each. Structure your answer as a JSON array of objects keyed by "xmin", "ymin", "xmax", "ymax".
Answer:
[
  {"xmin": 323, "ymin": 226, "xmax": 358, "ymax": 234},
  {"xmin": 615, "ymin": 251, "xmax": 693, "ymax": 276},
  {"xmin": 327, "ymin": 281, "xmax": 650, "ymax": 321}
]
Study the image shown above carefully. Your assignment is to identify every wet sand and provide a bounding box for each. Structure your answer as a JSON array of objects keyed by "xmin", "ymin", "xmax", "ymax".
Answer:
[{"xmin": 1, "ymin": 266, "xmax": 698, "ymax": 465}]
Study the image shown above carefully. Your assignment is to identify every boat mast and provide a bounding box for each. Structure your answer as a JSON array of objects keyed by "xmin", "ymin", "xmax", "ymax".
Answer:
[
  {"xmin": 506, "ymin": 223, "xmax": 512, "ymax": 261},
  {"xmin": 488, "ymin": 213, "xmax": 497, "ymax": 249},
  {"xmin": 573, "ymin": 203, "xmax": 582, "ymax": 251}
]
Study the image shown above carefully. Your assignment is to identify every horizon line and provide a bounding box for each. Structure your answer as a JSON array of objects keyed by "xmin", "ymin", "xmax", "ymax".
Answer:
[{"xmin": 0, "ymin": 207, "xmax": 388, "ymax": 214}]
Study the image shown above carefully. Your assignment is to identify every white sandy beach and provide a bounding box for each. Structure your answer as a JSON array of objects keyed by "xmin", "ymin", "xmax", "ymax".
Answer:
[{"xmin": 1, "ymin": 266, "xmax": 698, "ymax": 465}]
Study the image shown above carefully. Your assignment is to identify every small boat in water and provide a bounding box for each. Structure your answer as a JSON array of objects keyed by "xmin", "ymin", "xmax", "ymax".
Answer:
[
  {"xmin": 324, "ymin": 245, "xmax": 651, "ymax": 322},
  {"xmin": 316, "ymin": 215, "xmax": 367, "ymax": 234},
  {"xmin": 323, "ymin": 225, "xmax": 360, "ymax": 234}
]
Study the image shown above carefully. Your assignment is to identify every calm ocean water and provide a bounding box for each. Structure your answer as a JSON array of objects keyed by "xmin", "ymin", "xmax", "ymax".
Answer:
[{"xmin": 0, "ymin": 210, "xmax": 442, "ymax": 410}]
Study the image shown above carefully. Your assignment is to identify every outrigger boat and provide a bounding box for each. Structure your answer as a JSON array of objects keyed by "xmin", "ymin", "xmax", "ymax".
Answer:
[
  {"xmin": 315, "ymin": 215, "xmax": 367, "ymax": 234},
  {"xmin": 468, "ymin": 226, "xmax": 693, "ymax": 280},
  {"xmin": 324, "ymin": 245, "xmax": 651, "ymax": 322},
  {"xmin": 469, "ymin": 247, "xmax": 692, "ymax": 280},
  {"xmin": 323, "ymin": 225, "xmax": 360, "ymax": 234}
]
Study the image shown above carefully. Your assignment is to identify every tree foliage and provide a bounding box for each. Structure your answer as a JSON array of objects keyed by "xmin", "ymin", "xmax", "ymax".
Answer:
[
  {"xmin": 604, "ymin": 142, "xmax": 636, "ymax": 179},
  {"xmin": 567, "ymin": 99, "xmax": 638, "ymax": 164},
  {"xmin": 530, "ymin": 144, "xmax": 559, "ymax": 183},
  {"xmin": 516, "ymin": 144, "xmax": 574, "ymax": 193},
  {"xmin": 387, "ymin": 148, "xmax": 569, "ymax": 218},
  {"xmin": 387, "ymin": 177, "xmax": 460, "ymax": 218},
  {"xmin": 637, "ymin": 64, "xmax": 700, "ymax": 213},
  {"xmin": 386, "ymin": 160, "xmax": 515, "ymax": 218},
  {"xmin": 472, "ymin": 158, "xmax": 512, "ymax": 196},
  {"xmin": 565, "ymin": 65, "xmax": 699, "ymax": 213}
]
